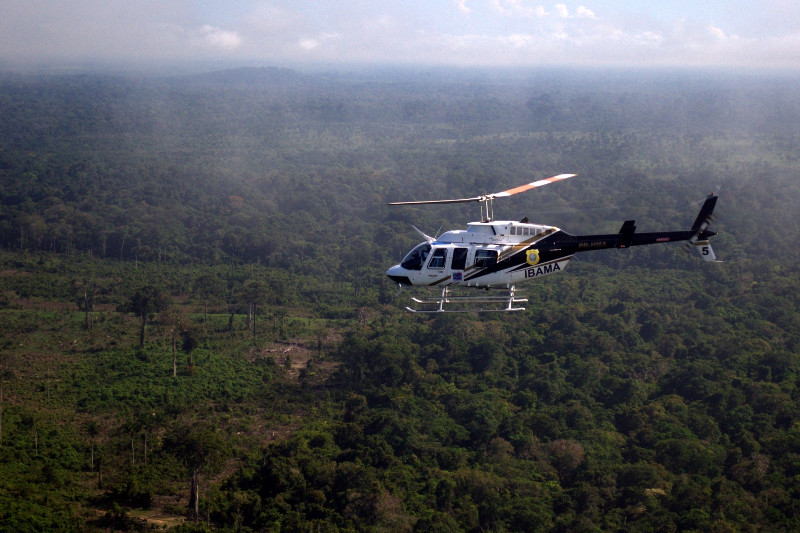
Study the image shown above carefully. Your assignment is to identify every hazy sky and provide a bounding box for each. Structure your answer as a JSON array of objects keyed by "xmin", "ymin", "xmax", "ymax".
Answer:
[{"xmin": 2, "ymin": 0, "xmax": 799, "ymax": 70}]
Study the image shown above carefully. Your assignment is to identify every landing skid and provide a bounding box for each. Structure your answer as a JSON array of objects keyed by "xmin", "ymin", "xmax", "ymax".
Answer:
[{"xmin": 406, "ymin": 285, "xmax": 527, "ymax": 313}]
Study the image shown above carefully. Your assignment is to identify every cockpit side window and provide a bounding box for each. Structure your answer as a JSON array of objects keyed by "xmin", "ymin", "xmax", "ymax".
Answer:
[
  {"xmin": 401, "ymin": 243, "xmax": 431, "ymax": 270},
  {"xmin": 427, "ymin": 248, "xmax": 447, "ymax": 269}
]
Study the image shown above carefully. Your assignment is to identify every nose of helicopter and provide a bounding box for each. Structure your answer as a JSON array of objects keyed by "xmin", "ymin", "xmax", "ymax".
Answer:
[{"xmin": 386, "ymin": 265, "xmax": 412, "ymax": 286}]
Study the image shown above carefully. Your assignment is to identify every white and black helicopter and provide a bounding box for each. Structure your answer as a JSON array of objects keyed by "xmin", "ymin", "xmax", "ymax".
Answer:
[{"xmin": 386, "ymin": 174, "xmax": 719, "ymax": 312}]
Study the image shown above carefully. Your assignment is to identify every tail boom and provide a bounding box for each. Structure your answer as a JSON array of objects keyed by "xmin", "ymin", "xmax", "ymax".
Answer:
[{"xmin": 543, "ymin": 193, "xmax": 719, "ymax": 257}]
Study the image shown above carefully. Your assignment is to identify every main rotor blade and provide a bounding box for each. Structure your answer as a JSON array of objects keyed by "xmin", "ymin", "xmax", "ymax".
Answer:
[
  {"xmin": 387, "ymin": 197, "xmax": 481, "ymax": 205},
  {"xmin": 491, "ymin": 173, "xmax": 576, "ymax": 198},
  {"xmin": 386, "ymin": 173, "xmax": 576, "ymax": 205}
]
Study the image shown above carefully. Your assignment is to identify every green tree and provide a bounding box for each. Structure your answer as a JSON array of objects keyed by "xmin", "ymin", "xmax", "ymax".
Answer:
[
  {"xmin": 0, "ymin": 369, "xmax": 11, "ymax": 449},
  {"xmin": 72, "ymin": 277, "xmax": 96, "ymax": 330},
  {"xmin": 127, "ymin": 284, "xmax": 171, "ymax": 348},
  {"xmin": 192, "ymin": 273, "xmax": 223, "ymax": 319},
  {"xmin": 166, "ymin": 422, "xmax": 227, "ymax": 521},
  {"xmin": 239, "ymin": 279, "xmax": 269, "ymax": 340},
  {"xmin": 159, "ymin": 305, "xmax": 189, "ymax": 377}
]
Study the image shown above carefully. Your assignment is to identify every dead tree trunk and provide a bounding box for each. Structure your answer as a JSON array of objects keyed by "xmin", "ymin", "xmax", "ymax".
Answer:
[
  {"xmin": 172, "ymin": 323, "xmax": 178, "ymax": 378},
  {"xmin": 252, "ymin": 303, "xmax": 257, "ymax": 339},
  {"xmin": 139, "ymin": 313, "xmax": 147, "ymax": 348},
  {"xmin": 189, "ymin": 467, "xmax": 200, "ymax": 521}
]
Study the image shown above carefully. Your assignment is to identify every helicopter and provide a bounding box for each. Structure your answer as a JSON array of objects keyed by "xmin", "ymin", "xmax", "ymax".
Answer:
[{"xmin": 385, "ymin": 174, "xmax": 719, "ymax": 312}]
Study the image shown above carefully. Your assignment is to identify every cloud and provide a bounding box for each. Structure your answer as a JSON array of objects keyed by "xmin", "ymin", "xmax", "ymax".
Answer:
[
  {"xmin": 199, "ymin": 25, "xmax": 242, "ymax": 51},
  {"xmin": 504, "ymin": 33, "xmax": 535, "ymax": 48},
  {"xmin": 636, "ymin": 31, "xmax": 663, "ymax": 46},
  {"xmin": 707, "ymin": 25, "xmax": 725, "ymax": 40},
  {"xmin": 488, "ymin": 1, "xmax": 597, "ymax": 20},
  {"xmin": 0, "ymin": 1, "xmax": 799, "ymax": 70},
  {"xmin": 298, "ymin": 32, "xmax": 340, "ymax": 52},
  {"xmin": 299, "ymin": 38, "xmax": 320, "ymax": 50},
  {"xmin": 575, "ymin": 6, "xmax": 595, "ymax": 19},
  {"xmin": 549, "ymin": 4, "xmax": 595, "ymax": 20},
  {"xmin": 490, "ymin": 0, "xmax": 547, "ymax": 18}
]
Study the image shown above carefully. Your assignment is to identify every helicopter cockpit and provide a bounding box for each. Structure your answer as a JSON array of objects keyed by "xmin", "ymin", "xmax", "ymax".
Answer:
[{"xmin": 400, "ymin": 242, "xmax": 431, "ymax": 270}]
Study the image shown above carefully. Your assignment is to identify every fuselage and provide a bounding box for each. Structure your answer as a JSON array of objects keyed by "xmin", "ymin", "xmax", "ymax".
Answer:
[
  {"xmin": 386, "ymin": 220, "xmax": 573, "ymax": 288},
  {"xmin": 386, "ymin": 214, "xmax": 718, "ymax": 288}
]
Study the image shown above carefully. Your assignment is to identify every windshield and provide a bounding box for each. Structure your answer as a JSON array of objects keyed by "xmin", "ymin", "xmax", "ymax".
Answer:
[{"xmin": 400, "ymin": 243, "xmax": 431, "ymax": 270}]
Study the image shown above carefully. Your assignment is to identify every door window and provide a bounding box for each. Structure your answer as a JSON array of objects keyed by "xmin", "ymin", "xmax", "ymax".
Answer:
[{"xmin": 452, "ymin": 248, "xmax": 468, "ymax": 270}]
